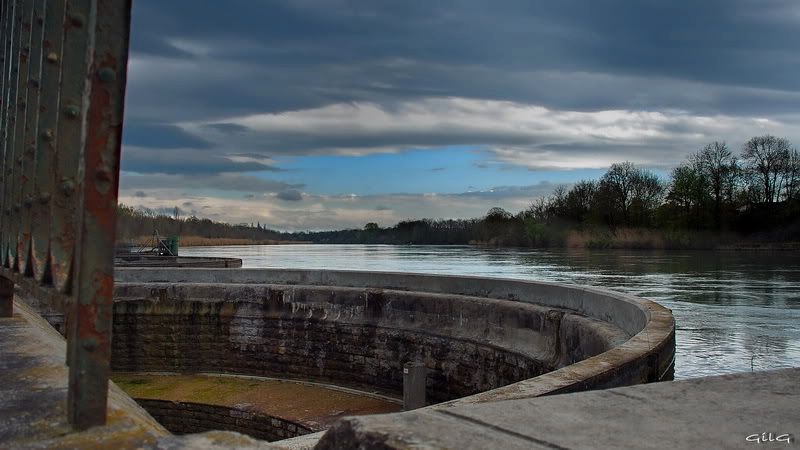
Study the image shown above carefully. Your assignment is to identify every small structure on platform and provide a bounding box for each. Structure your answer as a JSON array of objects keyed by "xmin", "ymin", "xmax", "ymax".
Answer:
[
  {"xmin": 115, "ymin": 231, "xmax": 180, "ymax": 257},
  {"xmin": 114, "ymin": 231, "xmax": 242, "ymax": 268}
]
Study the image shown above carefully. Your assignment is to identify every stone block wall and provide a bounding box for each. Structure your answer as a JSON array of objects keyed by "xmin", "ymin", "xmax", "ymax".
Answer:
[
  {"xmin": 111, "ymin": 282, "xmax": 628, "ymax": 403},
  {"xmin": 112, "ymin": 302, "xmax": 546, "ymax": 402},
  {"xmin": 134, "ymin": 399, "xmax": 312, "ymax": 442}
]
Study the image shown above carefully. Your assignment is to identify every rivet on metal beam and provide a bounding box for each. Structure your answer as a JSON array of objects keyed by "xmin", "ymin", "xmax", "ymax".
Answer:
[
  {"xmin": 98, "ymin": 68, "xmax": 116, "ymax": 83},
  {"xmin": 23, "ymin": 197, "xmax": 33, "ymax": 208},
  {"xmin": 30, "ymin": 78, "xmax": 40, "ymax": 88},
  {"xmin": 82, "ymin": 339, "xmax": 98, "ymax": 352},
  {"xmin": 46, "ymin": 52, "xmax": 58, "ymax": 64},
  {"xmin": 60, "ymin": 179, "xmax": 75, "ymax": 195},
  {"xmin": 17, "ymin": 157, "xmax": 23, "ymax": 166},
  {"xmin": 64, "ymin": 105, "xmax": 79, "ymax": 118},
  {"xmin": 41, "ymin": 129, "xmax": 53, "ymax": 141},
  {"xmin": 38, "ymin": 193, "xmax": 51, "ymax": 204}
]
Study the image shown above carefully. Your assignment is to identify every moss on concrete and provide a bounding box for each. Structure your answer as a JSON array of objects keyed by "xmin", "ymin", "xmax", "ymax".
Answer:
[{"xmin": 112, "ymin": 373, "xmax": 401, "ymax": 428}]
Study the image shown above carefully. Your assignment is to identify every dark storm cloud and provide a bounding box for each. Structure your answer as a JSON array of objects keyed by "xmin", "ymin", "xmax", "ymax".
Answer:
[
  {"xmin": 276, "ymin": 189, "xmax": 304, "ymax": 202},
  {"xmin": 121, "ymin": 147, "xmax": 283, "ymax": 174},
  {"xmin": 128, "ymin": 0, "xmax": 800, "ymax": 116},
  {"xmin": 120, "ymin": 173, "xmax": 302, "ymax": 193},
  {"xmin": 123, "ymin": 0, "xmax": 800, "ymax": 176},
  {"xmin": 123, "ymin": 123, "xmax": 213, "ymax": 149}
]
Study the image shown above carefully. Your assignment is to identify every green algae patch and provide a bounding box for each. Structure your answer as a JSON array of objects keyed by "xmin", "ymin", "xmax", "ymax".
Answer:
[{"xmin": 111, "ymin": 373, "xmax": 401, "ymax": 428}]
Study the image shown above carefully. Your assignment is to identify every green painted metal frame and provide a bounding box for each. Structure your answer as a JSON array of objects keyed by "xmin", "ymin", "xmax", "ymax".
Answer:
[{"xmin": 0, "ymin": 0, "xmax": 132, "ymax": 431}]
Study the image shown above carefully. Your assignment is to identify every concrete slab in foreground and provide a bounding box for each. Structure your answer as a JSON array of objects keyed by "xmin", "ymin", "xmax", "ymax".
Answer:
[
  {"xmin": 316, "ymin": 368, "xmax": 800, "ymax": 450},
  {"xmin": 0, "ymin": 299, "xmax": 284, "ymax": 450}
]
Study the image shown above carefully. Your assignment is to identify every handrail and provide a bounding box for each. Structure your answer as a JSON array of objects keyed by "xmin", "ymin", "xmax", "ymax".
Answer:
[{"xmin": 0, "ymin": 0, "xmax": 131, "ymax": 430}]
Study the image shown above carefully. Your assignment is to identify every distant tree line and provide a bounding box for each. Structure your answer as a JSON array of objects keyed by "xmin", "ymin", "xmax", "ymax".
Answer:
[
  {"xmin": 118, "ymin": 135, "xmax": 800, "ymax": 248},
  {"xmin": 116, "ymin": 205, "xmax": 289, "ymax": 242}
]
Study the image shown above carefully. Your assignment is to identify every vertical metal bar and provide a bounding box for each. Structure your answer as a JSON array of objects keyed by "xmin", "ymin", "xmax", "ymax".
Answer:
[
  {"xmin": 66, "ymin": 0, "xmax": 131, "ymax": 430},
  {"xmin": 2, "ymin": 0, "xmax": 22, "ymax": 267},
  {"xmin": 0, "ymin": 0, "xmax": 8, "ymax": 257},
  {"xmin": 30, "ymin": 0, "xmax": 64, "ymax": 283},
  {"xmin": 17, "ymin": 0, "xmax": 44, "ymax": 276},
  {"xmin": 0, "ymin": 0, "xmax": 18, "ymax": 318},
  {"xmin": 0, "ymin": 0, "xmax": 8, "ymax": 116},
  {"xmin": 8, "ymin": 0, "xmax": 33, "ymax": 271},
  {"xmin": 51, "ymin": 0, "xmax": 92, "ymax": 294},
  {"xmin": 59, "ymin": 0, "xmax": 94, "ymax": 414},
  {"xmin": 0, "ymin": 0, "xmax": 9, "ymax": 280}
]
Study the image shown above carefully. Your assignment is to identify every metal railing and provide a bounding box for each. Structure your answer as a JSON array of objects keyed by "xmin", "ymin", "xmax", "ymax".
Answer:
[{"xmin": 0, "ymin": 0, "xmax": 131, "ymax": 430}]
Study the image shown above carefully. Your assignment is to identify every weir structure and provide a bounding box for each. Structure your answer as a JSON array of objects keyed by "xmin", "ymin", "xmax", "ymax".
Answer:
[
  {"xmin": 1, "ymin": 1, "xmax": 791, "ymax": 449},
  {"xmin": 106, "ymin": 268, "xmax": 675, "ymax": 443}
]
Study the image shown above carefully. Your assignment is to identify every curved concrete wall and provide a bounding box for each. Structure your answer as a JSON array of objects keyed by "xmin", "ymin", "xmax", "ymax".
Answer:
[
  {"xmin": 113, "ymin": 268, "xmax": 674, "ymax": 405},
  {"xmin": 134, "ymin": 399, "xmax": 311, "ymax": 442}
]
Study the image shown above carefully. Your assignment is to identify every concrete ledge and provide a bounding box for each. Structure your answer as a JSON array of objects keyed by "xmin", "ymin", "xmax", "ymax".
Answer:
[
  {"xmin": 315, "ymin": 368, "xmax": 800, "ymax": 450},
  {"xmin": 116, "ymin": 255, "xmax": 243, "ymax": 268},
  {"xmin": 0, "ymin": 298, "xmax": 167, "ymax": 448}
]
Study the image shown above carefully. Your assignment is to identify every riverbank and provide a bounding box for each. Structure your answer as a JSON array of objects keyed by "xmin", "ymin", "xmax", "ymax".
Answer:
[
  {"xmin": 129, "ymin": 229, "xmax": 799, "ymax": 250},
  {"xmin": 471, "ymin": 227, "xmax": 800, "ymax": 251},
  {"xmin": 130, "ymin": 235, "xmax": 311, "ymax": 247}
]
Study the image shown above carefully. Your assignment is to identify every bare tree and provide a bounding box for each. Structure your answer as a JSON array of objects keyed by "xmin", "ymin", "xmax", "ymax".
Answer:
[
  {"xmin": 598, "ymin": 162, "xmax": 663, "ymax": 226},
  {"xmin": 693, "ymin": 141, "xmax": 738, "ymax": 227},
  {"xmin": 742, "ymin": 135, "xmax": 791, "ymax": 204},
  {"xmin": 784, "ymin": 148, "xmax": 800, "ymax": 202},
  {"xmin": 600, "ymin": 162, "xmax": 637, "ymax": 224}
]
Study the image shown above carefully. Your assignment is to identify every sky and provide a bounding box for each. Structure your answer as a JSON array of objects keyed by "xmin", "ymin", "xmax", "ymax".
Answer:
[{"xmin": 119, "ymin": 0, "xmax": 800, "ymax": 231}]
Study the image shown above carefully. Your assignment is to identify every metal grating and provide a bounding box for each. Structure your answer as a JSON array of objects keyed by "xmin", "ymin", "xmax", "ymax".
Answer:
[{"xmin": 0, "ymin": 0, "xmax": 132, "ymax": 430}]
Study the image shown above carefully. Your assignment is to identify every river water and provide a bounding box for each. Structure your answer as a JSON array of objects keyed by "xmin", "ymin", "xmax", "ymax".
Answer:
[{"xmin": 181, "ymin": 244, "xmax": 800, "ymax": 379}]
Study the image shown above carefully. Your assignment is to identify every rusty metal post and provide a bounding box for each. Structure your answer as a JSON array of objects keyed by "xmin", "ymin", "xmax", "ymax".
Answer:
[
  {"xmin": 0, "ymin": 1, "xmax": 12, "ymax": 219},
  {"xmin": 8, "ymin": 0, "xmax": 34, "ymax": 271},
  {"xmin": 30, "ymin": 0, "xmax": 66, "ymax": 283},
  {"xmin": 2, "ymin": 0, "xmax": 24, "ymax": 268},
  {"xmin": 0, "ymin": 0, "xmax": 6, "ymax": 100},
  {"xmin": 66, "ymin": 0, "xmax": 132, "ymax": 430},
  {"xmin": 51, "ymin": 0, "xmax": 92, "ymax": 293},
  {"xmin": 58, "ymin": 0, "xmax": 95, "ymax": 384},
  {"xmin": 0, "ymin": 0, "xmax": 132, "ymax": 430},
  {"xmin": 17, "ymin": 0, "xmax": 45, "ymax": 276}
]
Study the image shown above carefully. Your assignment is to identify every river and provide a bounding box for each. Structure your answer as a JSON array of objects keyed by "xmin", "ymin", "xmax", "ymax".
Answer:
[{"xmin": 181, "ymin": 244, "xmax": 800, "ymax": 380}]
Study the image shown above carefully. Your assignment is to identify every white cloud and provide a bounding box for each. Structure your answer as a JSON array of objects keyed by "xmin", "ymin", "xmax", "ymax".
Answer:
[{"xmin": 178, "ymin": 97, "xmax": 798, "ymax": 169}]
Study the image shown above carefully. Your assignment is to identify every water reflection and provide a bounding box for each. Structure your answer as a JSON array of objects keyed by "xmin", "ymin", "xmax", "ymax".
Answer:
[{"xmin": 181, "ymin": 244, "xmax": 800, "ymax": 379}]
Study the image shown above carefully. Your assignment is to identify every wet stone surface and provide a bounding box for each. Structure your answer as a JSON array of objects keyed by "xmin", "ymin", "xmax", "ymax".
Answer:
[{"xmin": 113, "ymin": 373, "xmax": 401, "ymax": 434}]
